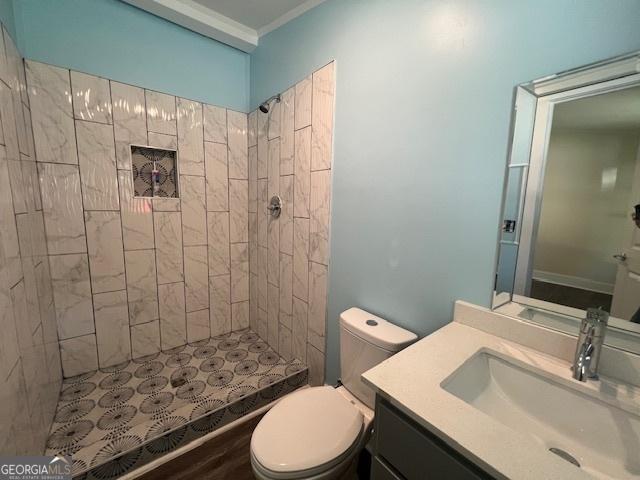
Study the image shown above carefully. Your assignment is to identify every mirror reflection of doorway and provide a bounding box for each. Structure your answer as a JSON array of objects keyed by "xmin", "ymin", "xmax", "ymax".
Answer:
[{"xmin": 530, "ymin": 86, "xmax": 640, "ymax": 321}]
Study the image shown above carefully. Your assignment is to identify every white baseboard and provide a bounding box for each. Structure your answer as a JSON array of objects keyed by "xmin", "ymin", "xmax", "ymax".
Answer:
[{"xmin": 532, "ymin": 270, "xmax": 614, "ymax": 295}]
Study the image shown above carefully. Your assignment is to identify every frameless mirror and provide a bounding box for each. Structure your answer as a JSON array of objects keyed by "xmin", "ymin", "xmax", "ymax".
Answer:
[{"xmin": 493, "ymin": 51, "xmax": 640, "ymax": 354}]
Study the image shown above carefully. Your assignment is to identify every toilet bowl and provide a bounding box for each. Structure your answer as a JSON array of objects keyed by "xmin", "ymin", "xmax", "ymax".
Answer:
[{"xmin": 250, "ymin": 308, "xmax": 417, "ymax": 480}]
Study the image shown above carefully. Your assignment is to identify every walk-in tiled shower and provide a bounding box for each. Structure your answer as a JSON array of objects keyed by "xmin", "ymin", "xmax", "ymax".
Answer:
[{"xmin": 0, "ymin": 11, "xmax": 334, "ymax": 475}]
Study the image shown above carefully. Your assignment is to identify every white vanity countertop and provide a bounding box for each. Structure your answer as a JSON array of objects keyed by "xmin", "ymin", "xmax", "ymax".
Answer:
[{"xmin": 362, "ymin": 321, "xmax": 640, "ymax": 480}]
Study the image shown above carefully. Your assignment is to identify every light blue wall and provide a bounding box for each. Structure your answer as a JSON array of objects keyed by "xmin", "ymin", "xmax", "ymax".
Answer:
[
  {"xmin": 251, "ymin": 0, "xmax": 640, "ymax": 383},
  {"xmin": 13, "ymin": 0, "xmax": 249, "ymax": 111}
]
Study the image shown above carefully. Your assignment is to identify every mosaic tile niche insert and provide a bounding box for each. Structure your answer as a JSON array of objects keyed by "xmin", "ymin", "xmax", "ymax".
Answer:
[{"xmin": 131, "ymin": 145, "xmax": 178, "ymax": 198}]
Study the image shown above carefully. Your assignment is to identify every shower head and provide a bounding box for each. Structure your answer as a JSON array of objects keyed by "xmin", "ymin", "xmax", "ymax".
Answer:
[{"xmin": 259, "ymin": 94, "xmax": 281, "ymax": 114}]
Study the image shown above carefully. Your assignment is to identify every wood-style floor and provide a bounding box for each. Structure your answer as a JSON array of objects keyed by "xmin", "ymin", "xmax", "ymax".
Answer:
[{"xmin": 137, "ymin": 414, "xmax": 263, "ymax": 480}]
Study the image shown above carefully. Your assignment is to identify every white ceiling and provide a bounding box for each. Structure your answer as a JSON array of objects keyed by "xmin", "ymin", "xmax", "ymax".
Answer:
[
  {"xmin": 124, "ymin": 0, "xmax": 324, "ymax": 52},
  {"xmin": 553, "ymin": 85, "xmax": 640, "ymax": 131},
  {"xmin": 192, "ymin": 0, "xmax": 310, "ymax": 31}
]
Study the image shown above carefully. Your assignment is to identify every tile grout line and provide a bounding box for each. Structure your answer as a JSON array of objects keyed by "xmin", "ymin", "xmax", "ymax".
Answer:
[{"xmin": 67, "ymin": 66, "xmax": 99, "ymax": 376}]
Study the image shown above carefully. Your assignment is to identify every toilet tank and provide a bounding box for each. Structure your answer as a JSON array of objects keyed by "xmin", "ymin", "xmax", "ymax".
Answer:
[{"xmin": 339, "ymin": 308, "xmax": 417, "ymax": 409}]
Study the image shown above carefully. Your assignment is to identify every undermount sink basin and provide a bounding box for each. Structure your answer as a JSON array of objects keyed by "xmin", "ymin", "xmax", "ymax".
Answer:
[{"xmin": 441, "ymin": 350, "xmax": 640, "ymax": 480}]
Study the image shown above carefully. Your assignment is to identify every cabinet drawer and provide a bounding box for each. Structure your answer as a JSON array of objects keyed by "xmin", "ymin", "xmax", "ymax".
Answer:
[
  {"xmin": 372, "ymin": 456, "xmax": 405, "ymax": 480},
  {"xmin": 375, "ymin": 398, "xmax": 492, "ymax": 480}
]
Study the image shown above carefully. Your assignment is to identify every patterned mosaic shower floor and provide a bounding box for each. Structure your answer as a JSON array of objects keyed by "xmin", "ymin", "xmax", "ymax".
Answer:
[{"xmin": 45, "ymin": 329, "xmax": 307, "ymax": 479}]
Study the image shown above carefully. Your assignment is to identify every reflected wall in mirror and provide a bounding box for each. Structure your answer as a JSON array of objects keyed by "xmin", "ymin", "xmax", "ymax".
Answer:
[{"xmin": 493, "ymin": 51, "xmax": 640, "ymax": 353}]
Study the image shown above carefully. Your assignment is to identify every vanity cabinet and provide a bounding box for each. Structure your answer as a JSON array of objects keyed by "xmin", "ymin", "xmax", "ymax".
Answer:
[{"xmin": 371, "ymin": 396, "xmax": 495, "ymax": 480}]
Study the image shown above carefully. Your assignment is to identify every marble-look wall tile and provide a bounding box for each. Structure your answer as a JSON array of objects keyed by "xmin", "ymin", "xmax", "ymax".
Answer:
[
  {"xmin": 309, "ymin": 169, "xmax": 331, "ymax": 266},
  {"xmin": 26, "ymin": 61, "xmax": 77, "ymax": 165},
  {"xmin": 22, "ymin": 160, "xmax": 41, "ymax": 212},
  {"xmin": 38, "ymin": 163, "xmax": 86, "ymax": 255},
  {"xmin": 70, "ymin": 71, "xmax": 112, "ymax": 124},
  {"xmin": 295, "ymin": 75, "xmax": 312, "ymax": 130},
  {"xmin": 35, "ymin": 260, "xmax": 56, "ymax": 343},
  {"xmin": 249, "ymin": 212, "xmax": 258, "ymax": 273},
  {"xmin": 7, "ymin": 157, "xmax": 26, "ymax": 214},
  {"xmin": 311, "ymin": 62, "xmax": 335, "ymax": 171},
  {"xmin": 184, "ymin": 245, "xmax": 208, "ymax": 313},
  {"xmin": 232, "ymin": 301, "xmax": 249, "ymax": 331},
  {"xmin": 294, "ymin": 126, "xmax": 311, "ymax": 218},
  {"xmin": 248, "ymin": 146, "xmax": 257, "ymax": 214},
  {"xmin": 278, "ymin": 325, "xmax": 293, "ymax": 361},
  {"xmin": 187, "ymin": 309, "xmax": 209, "ymax": 343},
  {"xmin": 49, "ymin": 254, "xmax": 94, "ymax": 340},
  {"xmin": 76, "ymin": 120, "xmax": 119, "ymax": 210},
  {"xmin": 181, "ymin": 175, "xmax": 207, "ymax": 246},
  {"xmin": 249, "ymin": 273, "xmax": 258, "ymax": 331},
  {"xmin": 147, "ymin": 131, "xmax": 177, "ymax": 150},
  {"xmin": 280, "ymin": 312, "xmax": 292, "ymax": 332},
  {"xmin": 59, "ymin": 334, "xmax": 98, "ymax": 377},
  {"xmin": 31, "ymin": 212, "xmax": 48, "ymax": 258},
  {"xmin": 229, "ymin": 179, "xmax": 248, "ymax": 243},
  {"xmin": 307, "ymin": 343, "xmax": 325, "ymax": 386},
  {"xmin": 267, "ymin": 99, "xmax": 281, "ymax": 140},
  {"xmin": 0, "ymin": 27, "xmax": 9, "ymax": 87},
  {"xmin": 257, "ymin": 179, "xmax": 268, "ymax": 248},
  {"xmin": 154, "ymin": 211, "xmax": 184, "ymax": 284},
  {"xmin": 152, "ymin": 197, "xmax": 180, "ymax": 213},
  {"xmin": 23, "ymin": 106, "xmax": 36, "ymax": 161},
  {"xmin": 292, "ymin": 217, "xmax": 310, "ymax": 303},
  {"xmin": 111, "ymin": 81, "xmax": 147, "ymax": 170},
  {"xmin": 9, "ymin": 280, "xmax": 29, "ymax": 362},
  {"xmin": 204, "ymin": 141, "xmax": 228, "ymax": 212},
  {"xmin": 257, "ymin": 308, "xmax": 268, "ymax": 343},
  {"xmin": 308, "ymin": 262, "xmax": 327, "ymax": 352},
  {"xmin": 267, "ymin": 139, "xmax": 280, "ymax": 288},
  {"xmin": 146, "ymin": 90, "xmax": 176, "ymax": 135},
  {"xmin": 203, "ymin": 104, "xmax": 227, "ymax": 144},
  {"xmin": 177, "ymin": 97, "xmax": 204, "ymax": 176},
  {"xmin": 230, "ymin": 243, "xmax": 249, "ymax": 303},
  {"xmin": 257, "ymin": 246, "xmax": 267, "ymax": 311},
  {"xmin": 85, "ymin": 211, "xmax": 126, "ymax": 293},
  {"xmin": 0, "ymin": 81, "xmax": 19, "ymax": 163},
  {"xmin": 209, "ymin": 274, "xmax": 230, "ymax": 336},
  {"xmin": 0, "ymin": 283, "xmax": 19, "ymax": 380},
  {"xmin": 267, "ymin": 217, "xmax": 280, "ymax": 288},
  {"xmin": 207, "ymin": 212, "xmax": 230, "ymax": 276},
  {"xmin": 248, "ymin": 110, "xmax": 257, "ymax": 148},
  {"xmin": 267, "ymin": 283, "xmax": 279, "ymax": 349},
  {"xmin": 227, "ymin": 110, "xmax": 248, "ymax": 179},
  {"xmin": 0, "ymin": 148, "xmax": 20, "ymax": 277},
  {"xmin": 280, "ymin": 87, "xmax": 295, "ymax": 175},
  {"xmin": 118, "ymin": 169, "xmax": 154, "ymax": 250},
  {"xmin": 257, "ymin": 110, "xmax": 268, "ymax": 179},
  {"xmin": 130, "ymin": 320, "xmax": 160, "ymax": 358},
  {"xmin": 279, "ymin": 253, "xmax": 293, "ymax": 316},
  {"xmin": 125, "ymin": 249, "xmax": 159, "ymax": 325},
  {"xmin": 158, "ymin": 282, "xmax": 186, "ymax": 350},
  {"xmin": 292, "ymin": 297, "xmax": 308, "ymax": 362},
  {"xmin": 280, "ymin": 175, "xmax": 294, "ymax": 255},
  {"xmin": 93, "ymin": 290, "xmax": 131, "ymax": 367},
  {"xmin": 267, "ymin": 138, "xmax": 280, "ymax": 200}
]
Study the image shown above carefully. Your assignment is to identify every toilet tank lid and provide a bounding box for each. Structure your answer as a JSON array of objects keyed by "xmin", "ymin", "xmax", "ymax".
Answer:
[{"xmin": 339, "ymin": 308, "xmax": 417, "ymax": 352}]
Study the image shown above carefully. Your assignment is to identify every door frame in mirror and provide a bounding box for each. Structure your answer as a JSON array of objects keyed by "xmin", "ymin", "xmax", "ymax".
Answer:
[
  {"xmin": 515, "ymin": 72, "xmax": 640, "ymax": 296},
  {"xmin": 492, "ymin": 50, "xmax": 640, "ymax": 352}
]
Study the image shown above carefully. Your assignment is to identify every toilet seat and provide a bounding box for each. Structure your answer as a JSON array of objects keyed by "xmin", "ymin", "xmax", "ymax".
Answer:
[{"xmin": 250, "ymin": 386, "xmax": 366, "ymax": 479}]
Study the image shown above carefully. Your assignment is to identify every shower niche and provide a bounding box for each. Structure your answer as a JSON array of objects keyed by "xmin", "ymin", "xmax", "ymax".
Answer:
[{"xmin": 131, "ymin": 145, "xmax": 179, "ymax": 198}]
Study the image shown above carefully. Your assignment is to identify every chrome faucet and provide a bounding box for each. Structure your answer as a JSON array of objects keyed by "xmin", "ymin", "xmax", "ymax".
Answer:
[{"xmin": 572, "ymin": 308, "xmax": 608, "ymax": 382}]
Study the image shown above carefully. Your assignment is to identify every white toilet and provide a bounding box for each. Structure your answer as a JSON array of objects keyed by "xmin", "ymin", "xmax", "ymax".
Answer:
[{"xmin": 250, "ymin": 308, "xmax": 417, "ymax": 480}]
